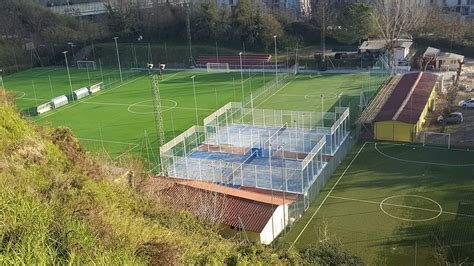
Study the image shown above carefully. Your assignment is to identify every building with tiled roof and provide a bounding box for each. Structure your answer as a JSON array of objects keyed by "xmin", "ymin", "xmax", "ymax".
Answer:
[
  {"xmin": 142, "ymin": 177, "xmax": 298, "ymax": 244},
  {"xmin": 372, "ymin": 72, "xmax": 439, "ymax": 142}
]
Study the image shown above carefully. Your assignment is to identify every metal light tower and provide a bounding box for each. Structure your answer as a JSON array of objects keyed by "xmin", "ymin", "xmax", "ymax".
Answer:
[
  {"xmin": 113, "ymin": 37, "xmax": 123, "ymax": 82},
  {"xmin": 148, "ymin": 64, "xmax": 166, "ymax": 175},
  {"xmin": 63, "ymin": 51, "xmax": 74, "ymax": 101}
]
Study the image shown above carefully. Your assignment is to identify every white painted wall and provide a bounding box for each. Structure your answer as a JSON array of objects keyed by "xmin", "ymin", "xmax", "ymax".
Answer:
[
  {"xmin": 259, "ymin": 204, "xmax": 289, "ymax": 245},
  {"xmin": 394, "ymin": 47, "xmax": 408, "ymax": 62}
]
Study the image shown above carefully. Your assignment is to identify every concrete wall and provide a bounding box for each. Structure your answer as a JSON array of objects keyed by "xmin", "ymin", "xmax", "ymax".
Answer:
[{"xmin": 259, "ymin": 205, "xmax": 288, "ymax": 245}]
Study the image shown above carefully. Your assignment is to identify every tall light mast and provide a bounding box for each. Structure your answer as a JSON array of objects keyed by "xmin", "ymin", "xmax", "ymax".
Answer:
[{"xmin": 148, "ymin": 64, "xmax": 167, "ymax": 175}]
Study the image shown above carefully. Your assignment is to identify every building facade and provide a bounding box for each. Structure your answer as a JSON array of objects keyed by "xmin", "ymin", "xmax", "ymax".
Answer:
[
  {"xmin": 430, "ymin": 0, "xmax": 474, "ymax": 19},
  {"xmin": 33, "ymin": 0, "xmax": 311, "ymax": 18}
]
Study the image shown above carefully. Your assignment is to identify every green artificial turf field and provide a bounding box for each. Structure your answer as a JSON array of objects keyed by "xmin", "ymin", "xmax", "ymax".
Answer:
[
  {"xmin": 283, "ymin": 142, "xmax": 474, "ymax": 264},
  {"xmin": 3, "ymin": 67, "xmax": 130, "ymax": 112},
  {"xmin": 3, "ymin": 67, "xmax": 384, "ymax": 166},
  {"xmin": 256, "ymin": 72, "xmax": 386, "ymax": 124}
]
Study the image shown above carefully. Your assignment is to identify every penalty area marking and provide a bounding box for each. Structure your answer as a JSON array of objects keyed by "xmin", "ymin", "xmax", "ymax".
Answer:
[
  {"xmin": 127, "ymin": 99, "xmax": 178, "ymax": 114},
  {"xmin": 374, "ymin": 143, "xmax": 474, "ymax": 167}
]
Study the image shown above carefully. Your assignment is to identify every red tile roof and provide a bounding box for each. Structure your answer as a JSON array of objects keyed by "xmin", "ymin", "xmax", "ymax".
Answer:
[
  {"xmin": 148, "ymin": 177, "xmax": 296, "ymax": 233},
  {"xmin": 374, "ymin": 72, "xmax": 438, "ymax": 124},
  {"xmin": 162, "ymin": 182, "xmax": 279, "ymax": 233}
]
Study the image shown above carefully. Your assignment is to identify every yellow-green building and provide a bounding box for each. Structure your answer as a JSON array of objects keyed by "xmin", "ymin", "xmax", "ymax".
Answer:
[{"xmin": 373, "ymin": 72, "xmax": 438, "ymax": 142}]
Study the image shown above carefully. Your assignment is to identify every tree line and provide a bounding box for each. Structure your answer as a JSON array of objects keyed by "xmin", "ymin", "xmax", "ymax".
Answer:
[{"xmin": 0, "ymin": 0, "xmax": 473, "ymax": 71}]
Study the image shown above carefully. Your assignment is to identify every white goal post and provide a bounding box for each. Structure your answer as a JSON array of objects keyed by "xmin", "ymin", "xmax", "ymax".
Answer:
[
  {"xmin": 77, "ymin": 61, "xmax": 97, "ymax": 70},
  {"xmin": 422, "ymin": 132, "xmax": 451, "ymax": 149},
  {"xmin": 206, "ymin": 63, "xmax": 230, "ymax": 73}
]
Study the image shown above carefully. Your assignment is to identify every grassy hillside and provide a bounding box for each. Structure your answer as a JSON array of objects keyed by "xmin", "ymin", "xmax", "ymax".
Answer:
[{"xmin": 0, "ymin": 88, "xmax": 299, "ymax": 264}]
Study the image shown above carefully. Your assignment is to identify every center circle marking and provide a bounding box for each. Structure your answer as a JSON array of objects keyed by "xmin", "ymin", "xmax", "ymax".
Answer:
[
  {"xmin": 127, "ymin": 99, "xmax": 177, "ymax": 114},
  {"xmin": 379, "ymin": 195, "xmax": 443, "ymax": 222}
]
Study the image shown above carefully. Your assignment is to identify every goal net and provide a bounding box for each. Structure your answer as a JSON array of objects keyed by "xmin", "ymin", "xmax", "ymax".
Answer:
[
  {"xmin": 77, "ymin": 61, "xmax": 97, "ymax": 70},
  {"xmin": 422, "ymin": 132, "xmax": 451, "ymax": 149},
  {"xmin": 206, "ymin": 63, "xmax": 230, "ymax": 73}
]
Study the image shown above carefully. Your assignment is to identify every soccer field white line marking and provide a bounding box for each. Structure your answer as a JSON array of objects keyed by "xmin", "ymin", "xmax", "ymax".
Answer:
[
  {"xmin": 114, "ymin": 144, "xmax": 140, "ymax": 160},
  {"xmin": 36, "ymin": 75, "xmax": 145, "ymax": 120},
  {"xmin": 18, "ymin": 97, "xmax": 49, "ymax": 101},
  {"xmin": 80, "ymin": 100, "xmax": 215, "ymax": 112},
  {"xmin": 289, "ymin": 142, "xmax": 367, "ymax": 249},
  {"xmin": 36, "ymin": 72, "xmax": 181, "ymax": 120},
  {"xmin": 372, "ymin": 141, "xmax": 474, "ymax": 153},
  {"xmin": 77, "ymin": 137, "xmax": 137, "ymax": 146},
  {"xmin": 329, "ymin": 195, "xmax": 474, "ymax": 219},
  {"xmin": 11, "ymin": 91, "xmax": 26, "ymax": 99},
  {"xmin": 374, "ymin": 143, "xmax": 474, "ymax": 167},
  {"xmin": 255, "ymin": 75, "xmax": 297, "ymax": 108}
]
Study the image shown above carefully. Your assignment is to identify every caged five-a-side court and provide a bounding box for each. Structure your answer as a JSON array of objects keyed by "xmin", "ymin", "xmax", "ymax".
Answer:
[{"xmin": 160, "ymin": 102, "xmax": 352, "ymax": 215}]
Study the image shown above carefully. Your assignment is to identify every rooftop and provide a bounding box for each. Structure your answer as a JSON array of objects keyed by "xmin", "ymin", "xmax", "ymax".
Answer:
[
  {"xmin": 423, "ymin": 46, "xmax": 441, "ymax": 57},
  {"xmin": 374, "ymin": 72, "xmax": 438, "ymax": 124},
  {"xmin": 359, "ymin": 39, "xmax": 413, "ymax": 51},
  {"xmin": 438, "ymin": 52, "xmax": 465, "ymax": 61},
  {"xmin": 145, "ymin": 177, "xmax": 297, "ymax": 233}
]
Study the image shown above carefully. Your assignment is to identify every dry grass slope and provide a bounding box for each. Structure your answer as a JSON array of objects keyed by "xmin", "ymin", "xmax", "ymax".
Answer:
[{"xmin": 0, "ymin": 88, "xmax": 299, "ymax": 265}]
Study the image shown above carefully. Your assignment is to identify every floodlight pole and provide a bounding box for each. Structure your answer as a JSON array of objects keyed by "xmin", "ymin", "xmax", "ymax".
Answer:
[
  {"xmin": 274, "ymin": 35, "xmax": 278, "ymax": 88},
  {"xmin": 295, "ymin": 41, "xmax": 299, "ymax": 75},
  {"xmin": 191, "ymin": 75, "xmax": 199, "ymax": 126},
  {"xmin": 113, "ymin": 37, "xmax": 123, "ymax": 82},
  {"xmin": 63, "ymin": 51, "xmax": 74, "ymax": 101},
  {"xmin": 321, "ymin": 94, "xmax": 324, "ymax": 127},
  {"xmin": 239, "ymin": 52, "xmax": 245, "ymax": 102},
  {"xmin": 67, "ymin": 42, "xmax": 75, "ymax": 63},
  {"xmin": 278, "ymin": 144, "xmax": 287, "ymax": 234},
  {"xmin": 216, "ymin": 41, "xmax": 219, "ymax": 63}
]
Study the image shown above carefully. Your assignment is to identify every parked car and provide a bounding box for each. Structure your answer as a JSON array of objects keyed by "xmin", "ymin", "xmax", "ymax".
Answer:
[
  {"xmin": 437, "ymin": 112, "xmax": 464, "ymax": 124},
  {"xmin": 459, "ymin": 98, "xmax": 474, "ymax": 108}
]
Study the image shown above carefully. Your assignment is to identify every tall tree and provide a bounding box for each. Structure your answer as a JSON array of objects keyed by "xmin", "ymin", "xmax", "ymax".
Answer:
[
  {"xmin": 232, "ymin": 0, "xmax": 258, "ymax": 45},
  {"xmin": 192, "ymin": 1, "xmax": 220, "ymax": 41},
  {"xmin": 256, "ymin": 12, "xmax": 284, "ymax": 48},
  {"xmin": 335, "ymin": 3, "xmax": 375, "ymax": 44},
  {"xmin": 372, "ymin": 0, "xmax": 428, "ymax": 48}
]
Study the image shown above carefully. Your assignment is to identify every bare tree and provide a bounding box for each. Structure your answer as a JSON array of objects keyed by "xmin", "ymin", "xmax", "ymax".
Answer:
[
  {"xmin": 162, "ymin": 185, "xmax": 228, "ymax": 228},
  {"xmin": 372, "ymin": 0, "xmax": 428, "ymax": 49}
]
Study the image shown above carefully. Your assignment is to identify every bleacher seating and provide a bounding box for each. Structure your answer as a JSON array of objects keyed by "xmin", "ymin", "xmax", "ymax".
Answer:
[{"xmin": 196, "ymin": 54, "xmax": 275, "ymax": 69}]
